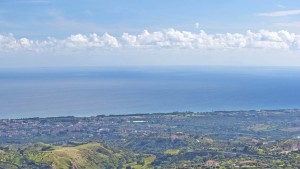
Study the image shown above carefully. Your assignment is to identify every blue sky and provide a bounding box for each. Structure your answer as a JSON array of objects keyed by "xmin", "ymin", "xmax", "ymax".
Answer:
[{"xmin": 0, "ymin": 0, "xmax": 300, "ymax": 67}]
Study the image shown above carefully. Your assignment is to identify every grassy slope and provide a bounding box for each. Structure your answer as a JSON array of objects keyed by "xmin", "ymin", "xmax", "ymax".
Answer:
[
  {"xmin": 127, "ymin": 155, "xmax": 156, "ymax": 169},
  {"xmin": 0, "ymin": 142, "xmax": 133, "ymax": 169}
]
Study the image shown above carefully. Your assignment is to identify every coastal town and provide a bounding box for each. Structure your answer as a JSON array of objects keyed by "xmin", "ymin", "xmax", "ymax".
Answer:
[{"xmin": 1, "ymin": 109, "xmax": 299, "ymax": 144}]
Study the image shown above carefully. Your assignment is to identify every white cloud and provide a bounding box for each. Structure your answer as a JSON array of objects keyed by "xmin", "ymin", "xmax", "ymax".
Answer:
[
  {"xmin": 58, "ymin": 33, "xmax": 119, "ymax": 48},
  {"xmin": 122, "ymin": 33, "xmax": 137, "ymax": 47},
  {"xmin": 0, "ymin": 29, "xmax": 300, "ymax": 53},
  {"xmin": 65, "ymin": 34, "xmax": 89, "ymax": 48},
  {"xmin": 122, "ymin": 29, "xmax": 300, "ymax": 50},
  {"xmin": 102, "ymin": 33, "xmax": 120, "ymax": 48},
  {"xmin": 0, "ymin": 34, "xmax": 36, "ymax": 50},
  {"xmin": 258, "ymin": 10, "xmax": 300, "ymax": 17},
  {"xmin": 19, "ymin": 38, "xmax": 32, "ymax": 47}
]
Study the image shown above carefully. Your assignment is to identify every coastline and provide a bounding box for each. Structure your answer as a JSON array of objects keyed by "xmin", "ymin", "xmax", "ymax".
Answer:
[{"xmin": 2, "ymin": 108, "xmax": 299, "ymax": 120}]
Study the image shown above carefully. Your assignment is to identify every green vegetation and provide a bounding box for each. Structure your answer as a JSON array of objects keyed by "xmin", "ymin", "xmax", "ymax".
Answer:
[
  {"xmin": 0, "ymin": 142, "xmax": 138, "ymax": 169},
  {"xmin": 164, "ymin": 149, "xmax": 180, "ymax": 155}
]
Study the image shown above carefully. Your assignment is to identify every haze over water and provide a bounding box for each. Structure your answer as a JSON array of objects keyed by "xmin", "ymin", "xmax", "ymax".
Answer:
[{"xmin": 0, "ymin": 66, "xmax": 300, "ymax": 119}]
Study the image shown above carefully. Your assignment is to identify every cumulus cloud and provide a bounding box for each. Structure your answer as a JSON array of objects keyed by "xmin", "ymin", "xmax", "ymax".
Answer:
[
  {"xmin": 0, "ymin": 34, "xmax": 37, "ymax": 50},
  {"xmin": 0, "ymin": 32, "xmax": 120, "ymax": 52},
  {"xmin": 102, "ymin": 33, "xmax": 120, "ymax": 47},
  {"xmin": 122, "ymin": 29, "xmax": 300, "ymax": 50},
  {"xmin": 0, "ymin": 29, "xmax": 300, "ymax": 53},
  {"xmin": 258, "ymin": 10, "xmax": 300, "ymax": 17}
]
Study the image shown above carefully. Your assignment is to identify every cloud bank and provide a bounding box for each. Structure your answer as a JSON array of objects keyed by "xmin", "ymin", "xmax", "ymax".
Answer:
[{"xmin": 1, "ymin": 29, "xmax": 300, "ymax": 53}]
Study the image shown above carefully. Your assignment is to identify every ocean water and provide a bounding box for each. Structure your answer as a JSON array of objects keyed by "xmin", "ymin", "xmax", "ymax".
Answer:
[{"xmin": 0, "ymin": 66, "xmax": 300, "ymax": 119}]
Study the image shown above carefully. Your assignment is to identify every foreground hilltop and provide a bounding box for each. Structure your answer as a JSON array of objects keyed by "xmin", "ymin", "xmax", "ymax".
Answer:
[
  {"xmin": 0, "ymin": 142, "xmax": 142, "ymax": 169},
  {"xmin": 1, "ymin": 139, "xmax": 300, "ymax": 168}
]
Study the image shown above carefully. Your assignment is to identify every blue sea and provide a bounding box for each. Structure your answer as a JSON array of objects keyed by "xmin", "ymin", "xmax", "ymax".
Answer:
[{"xmin": 0, "ymin": 66, "xmax": 300, "ymax": 119}]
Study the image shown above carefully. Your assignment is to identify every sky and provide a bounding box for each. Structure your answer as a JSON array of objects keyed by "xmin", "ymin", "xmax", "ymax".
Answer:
[{"xmin": 0, "ymin": 0, "xmax": 300, "ymax": 67}]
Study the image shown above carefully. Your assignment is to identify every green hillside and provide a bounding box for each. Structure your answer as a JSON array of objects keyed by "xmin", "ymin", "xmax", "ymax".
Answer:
[{"xmin": 0, "ymin": 142, "xmax": 137, "ymax": 169}]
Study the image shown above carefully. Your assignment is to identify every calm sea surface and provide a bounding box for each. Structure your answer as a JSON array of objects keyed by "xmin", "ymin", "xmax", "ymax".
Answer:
[{"xmin": 0, "ymin": 66, "xmax": 300, "ymax": 119}]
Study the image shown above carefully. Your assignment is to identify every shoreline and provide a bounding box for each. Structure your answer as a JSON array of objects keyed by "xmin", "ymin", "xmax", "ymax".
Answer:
[{"xmin": 2, "ymin": 108, "xmax": 299, "ymax": 120}]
